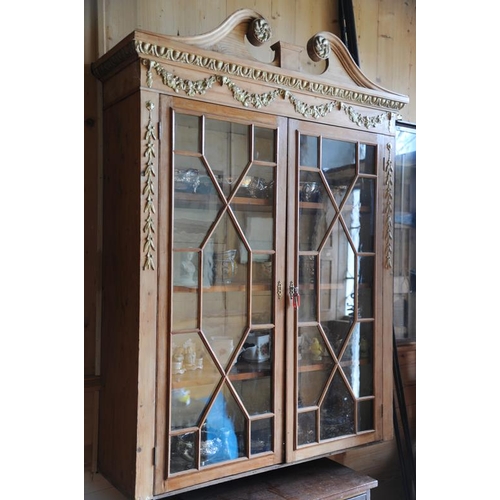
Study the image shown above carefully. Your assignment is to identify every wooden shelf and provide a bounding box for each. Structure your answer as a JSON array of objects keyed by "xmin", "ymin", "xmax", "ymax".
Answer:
[
  {"xmin": 298, "ymin": 358, "xmax": 370, "ymax": 373},
  {"xmin": 174, "ymin": 192, "xmax": 272, "ymax": 212},
  {"xmin": 299, "ymin": 201, "xmax": 372, "ymax": 212},
  {"xmin": 173, "ymin": 283, "xmax": 271, "ymax": 293},
  {"xmin": 172, "ymin": 362, "xmax": 271, "ymax": 389}
]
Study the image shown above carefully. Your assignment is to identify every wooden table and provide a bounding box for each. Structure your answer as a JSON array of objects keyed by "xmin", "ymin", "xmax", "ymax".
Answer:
[{"xmin": 170, "ymin": 458, "xmax": 377, "ymax": 500}]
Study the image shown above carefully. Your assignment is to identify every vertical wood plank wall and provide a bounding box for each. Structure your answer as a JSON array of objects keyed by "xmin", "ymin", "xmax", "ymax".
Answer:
[{"xmin": 84, "ymin": 0, "xmax": 416, "ymax": 485}]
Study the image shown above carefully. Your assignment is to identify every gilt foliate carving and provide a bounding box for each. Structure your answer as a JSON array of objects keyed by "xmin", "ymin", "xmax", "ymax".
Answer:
[
  {"xmin": 146, "ymin": 60, "xmax": 217, "ymax": 95},
  {"xmin": 136, "ymin": 42, "xmax": 405, "ymax": 111},
  {"xmin": 383, "ymin": 143, "xmax": 394, "ymax": 270},
  {"xmin": 143, "ymin": 101, "xmax": 157, "ymax": 271},
  {"xmin": 285, "ymin": 91, "xmax": 337, "ymax": 119},
  {"xmin": 341, "ymin": 104, "xmax": 391, "ymax": 129},
  {"xmin": 221, "ymin": 76, "xmax": 281, "ymax": 108},
  {"xmin": 141, "ymin": 58, "xmax": 397, "ymax": 128}
]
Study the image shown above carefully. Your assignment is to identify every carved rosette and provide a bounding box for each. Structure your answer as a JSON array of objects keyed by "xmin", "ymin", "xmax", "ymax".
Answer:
[
  {"xmin": 307, "ymin": 35, "xmax": 330, "ymax": 62},
  {"xmin": 247, "ymin": 18, "xmax": 272, "ymax": 46},
  {"xmin": 143, "ymin": 101, "xmax": 156, "ymax": 271},
  {"xmin": 383, "ymin": 143, "xmax": 394, "ymax": 270}
]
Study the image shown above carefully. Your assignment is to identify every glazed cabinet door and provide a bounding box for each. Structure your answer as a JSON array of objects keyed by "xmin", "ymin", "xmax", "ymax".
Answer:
[
  {"xmin": 286, "ymin": 119, "xmax": 392, "ymax": 462},
  {"xmin": 155, "ymin": 97, "xmax": 287, "ymax": 495}
]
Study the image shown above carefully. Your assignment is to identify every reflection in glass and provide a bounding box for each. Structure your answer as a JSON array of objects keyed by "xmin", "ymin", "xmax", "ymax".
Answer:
[
  {"xmin": 172, "ymin": 285, "xmax": 198, "ymax": 331},
  {"xmin": 300, "ymin": 135, "xmax": 318, "ymax": 167},
  {"xmin": 170, "ymin": 110, "xmax": 280, "ymax": 469},
  {"xmin": 170, "ymin": 432, "xmax": 196, "ymax": 473},
  {"xmin": 322, "ymin": 138, "xmax": 356, "ymax": 214},
  {"xmin": 394, "ymin": 123, "xmax": 416, "ymax": 342},
  {"xmin": 358, "ymin": 255, "xmax": 374, "ymax": 318},
  {"xmin": 298, "ymin": 327, "xmax": 333, "ymax": 408},
  {"xmin": 325, "ymin": 225, "xmax": 355, "ymax": 321},
  {"xmin": 358, "ymin": 399, "xmax": 374, "ymax": 431},
  {"xmin": 358, "ymin": 177, "xmax": 376, "ymax": 251},
  {"xmin": 175, "ymin": 113, "xmax": 199, "ymax": 152},
  {"xmin": 170, "ymin": 332, "xmax": 219, "ymax": 430},
  {"xmin": 298, "ymin": 255, "xmax": 317, "ymax": 322},
  {"xmin": 320, "ymin": 373, "xmax": 355, "ymax": 439},
  {"xmin": 203, "ymin": 213, "xmax": 247, "ymax": 367},
  {"xmin": 251, "ymin": 418, "xmax": 273, "ymax": 454},
  {"xmin": 295, "ymin": 132, "xmax": 378, "ymax": 444},
  {"xmin": 205, "ymin": 119, "xmax": 249, "ymax": 198},
  {"xmin": 233, "ymin": 165, "xmax": 275, "ymax": 251},
  {"xmin": 342, "ymin": 323, "xmax": 373, "ymax": 398},
  {"xmin": 359, "ymin": 144, "xmax": 376, "ymax": 174},
  {"xmin": 298, "ymin": 170, "xmax": 336, "ymax": 252},
  {"xmin": 252, "ymin": 255, "xmax": 273, "ymax": 324},
  {"xmin": 254, "ymin": 126, "xmax": 275, "ymax": 162},
  {"xmin": 231, "ymin": 331, "xmax": 272, "ymax": 415},
  {"xmin": 173, "ymin": 251, "xmax": 198, "ymax": 287},
  {"xmin": 321, "ymin": 318, "xmax": 353, "ymax": 358},
  {"xmin": 298, "ymin": 411, "xmax": 317, "ymax": 445},
  {"xmin": 322, "ymin": 139, "xmax": 355, "ymax": 190}
]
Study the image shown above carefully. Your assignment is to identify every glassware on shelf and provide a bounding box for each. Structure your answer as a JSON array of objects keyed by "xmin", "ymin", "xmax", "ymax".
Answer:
[
  {"xmin": 213, "ymin": 249, "xmax": 238, "ymax": 284},
  {"xmin": 174, "ymin": 168, "xmax": 200, "ymax": 193}
]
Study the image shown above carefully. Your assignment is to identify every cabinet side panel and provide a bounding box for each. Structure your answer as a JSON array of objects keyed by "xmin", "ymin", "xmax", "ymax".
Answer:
[{"xmin": 98, "ymin": 92, "xmax": 142, "ymax": 497}]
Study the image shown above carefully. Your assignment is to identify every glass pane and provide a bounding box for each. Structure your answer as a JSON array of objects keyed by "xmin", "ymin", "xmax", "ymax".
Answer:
[
  {"xmin": 200, "ymin": 388, "xmax": 245, "ymax": 466},
  {"xmin": 172, "ymin": 284, "xmax": 198, "ymax": 331},
  {"xmin": 298, "ymin": 254, "xmax": 317, "ymax": 322},
  {"xmin": 233, "ymin": 165, "xmax": 275, "ymax": 249},
  {"xmin": 173, "ymin": 156, "xmax": 222, "ymax": 249},
  {"xmin": 394, "ymin": 123, "xmax": 416, "ymax": 342},
  {"xmin": 342, "ymin": 323, "xmax": 373, "ymax": 398},
  {"xmin": 322, "ymin": 317, "xmax": 353, "ymax": 358},
  {"xmin": 205, "ymin": 119, "xmax": 249, "ymax": 199},
  {"xmin": 298, "ymin": 326, "xmax": 334, "ymax": 408},
  {"xmin": 171, "ymin": 332, "xmax": 219, "ymax": 430},
  {"xmin": 173, "ymin": 251, "xmax": 199, "ymax": 287},
  {"xmin": 359, "ymin": 144, "xmax": 376, "ymax": 174},
  {"xmin": 231, "ymin": 330, "xmax": 273, "ymax": 415},
  {"xmin": 322, "ymin": 138, "xmax": 356, "ymax": 192},
  {"xmin": 237, "ymin": 172, "xmax": 273, "ymax": 200},
  {"xmin": 254, "ymin": 126, "xmax": 275, "ymax": 162},
  {"xmin": 300, "ymin": 135, "xmax": 318, "ymax": 167},
  {"xmin": 170, "ymin": 432, "xmax": 196, "ymax": 473},
  {"xmin": 322, "ymin": 224, "xmax": 356, "ymax": 321},
  {"xmin": 252, "ymin": 255, "xmax": 273, "ymax": 324},
  {"xmin": 343, "ymin": 178, "xmax": 376, "ymax": 253},
  {"xmin": 251, "ymin": 418, "xmax": 273, "ymax": 454},
  {"xmin": 358, "ymin": 256, "xmax": 374, "ymax": 318},
  {"xmin": 320, "ymin": 373, "xmax": 355, "ymax": 439},
  {"xmin": 298, "ymin": 411, "xmax": 317, "ymax": 445},
  {"xmin": 298, "ymin": 170, "xmax": 336, "ymax": 252},
  {"xmin": 358, "ymin": 399, "xmax": 374, "ymax": 431},
  {"xmin": 202, "ymin": 213, "xmax": 247, "ymax": 367},
  {"xmin": 175, "ymin": 113, "xmax": 199, "ymax": 152}
]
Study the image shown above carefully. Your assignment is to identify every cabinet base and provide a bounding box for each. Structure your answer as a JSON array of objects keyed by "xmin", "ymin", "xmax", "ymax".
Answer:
[{"xmin": 158, "ymin": 458, "xmax": 377, "ymax": 500}]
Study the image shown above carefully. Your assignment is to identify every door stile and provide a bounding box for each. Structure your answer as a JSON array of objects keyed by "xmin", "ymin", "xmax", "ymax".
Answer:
[
  {"xmin": 285, "ymin": 121, "xmax": 300, "ymax": 463},
  {"xmin": 155, "ymin": 94, "xmax": 174, "ymax": 494}
]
